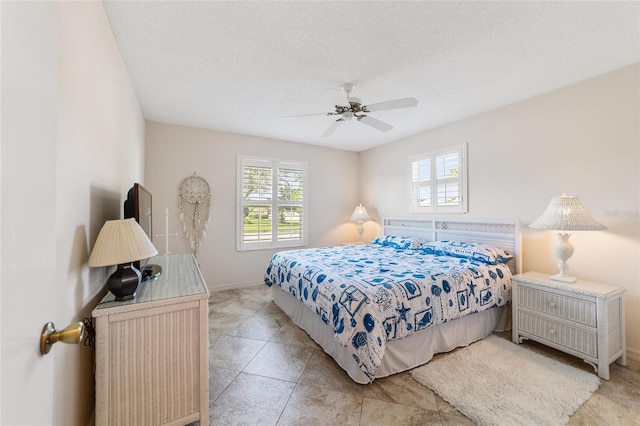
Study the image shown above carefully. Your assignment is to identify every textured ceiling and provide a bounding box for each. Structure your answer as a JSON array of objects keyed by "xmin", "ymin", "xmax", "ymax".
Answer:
[{"xmin": 103, "ymin": 1, "xmax": 639, "ymax": 152}]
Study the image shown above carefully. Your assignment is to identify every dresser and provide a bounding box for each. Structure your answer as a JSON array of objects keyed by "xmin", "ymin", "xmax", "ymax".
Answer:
[
  {"xmin": 512, "ymin": 271, "xmax": 626, "ymax": 380},
  {"xmin": 92, "ymin": 254, "xmax": 210, "ymax": 426}
]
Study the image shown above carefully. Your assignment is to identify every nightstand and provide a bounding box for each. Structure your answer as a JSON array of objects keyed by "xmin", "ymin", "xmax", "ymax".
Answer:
[{"xmin": 512, "ymin": 271, "xmax": 626, "ymax": 380}]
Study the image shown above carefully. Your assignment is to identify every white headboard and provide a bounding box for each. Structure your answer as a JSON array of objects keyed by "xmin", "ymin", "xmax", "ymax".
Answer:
[{"xmin": 383, "ymin": 217, "xmax": 522, "ymax": 274}]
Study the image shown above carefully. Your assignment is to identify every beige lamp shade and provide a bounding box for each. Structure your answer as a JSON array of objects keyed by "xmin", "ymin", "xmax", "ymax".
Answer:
[
  {"xmin": 88, "ymin": 218, "xmax": 158, "ymax": 267},
  {"xmin": 350, "ymin": 204, "xmax": 371, "ymax": 222}
]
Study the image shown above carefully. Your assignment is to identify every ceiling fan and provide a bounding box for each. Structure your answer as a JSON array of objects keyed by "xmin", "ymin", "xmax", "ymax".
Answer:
[{"xmin": 285, "ymin": 83, "xmax": 419, "ymax": 137}]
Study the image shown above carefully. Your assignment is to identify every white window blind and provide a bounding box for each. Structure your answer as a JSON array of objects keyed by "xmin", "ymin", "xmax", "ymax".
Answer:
[
  {"xmin": 237, "ymin": 156, "xmax": 307, "ymax": 251},
  {"xmin": 409, "ymin": 144, "xmax": 467, "ymax": 213}
]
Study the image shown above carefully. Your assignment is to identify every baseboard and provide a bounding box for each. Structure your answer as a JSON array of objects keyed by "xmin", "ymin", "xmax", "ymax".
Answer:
[
  {"xmin": 209, "ymin": 280, "xmax": 264, "ymax": 292},
  {"xmin": 626, "ymin": 347, "xmax": 640, "ymax": 363}
]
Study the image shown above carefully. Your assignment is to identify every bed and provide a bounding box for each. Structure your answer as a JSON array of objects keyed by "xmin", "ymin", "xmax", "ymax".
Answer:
[{"xmin": 264, "ymin": 218, "xmax": 521, "ymax": 384}]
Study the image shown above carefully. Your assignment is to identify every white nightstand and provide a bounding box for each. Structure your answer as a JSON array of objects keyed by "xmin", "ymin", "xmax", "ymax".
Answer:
[{"xmin": 512, "ymin": 271, "xmax": 626, "ymax": 380}]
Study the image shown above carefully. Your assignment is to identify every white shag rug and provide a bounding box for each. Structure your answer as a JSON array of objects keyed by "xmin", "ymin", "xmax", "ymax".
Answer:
[{"xmin": 410, "ymin": 335, "xmax": 600, "ymax": 426}]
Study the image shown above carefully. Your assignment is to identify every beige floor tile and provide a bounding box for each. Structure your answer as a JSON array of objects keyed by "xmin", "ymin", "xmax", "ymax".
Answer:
[
  {"xmin": 207, "ymin": 286, "xmax": 638, "ymax": 426},
  {"xmin": 269, "ymin": 321, "xmax": 321, "ymax": 349},
  {"xmin": 209, "ymin": 298, "xmax": 265, "ymax": 316},
  {"xmin": 228, "ymin": 312, "xmax": 289, "ymax": 341},
  {"xmin": 210, "ymin": 373, "xmax": 295, "ymax": 426},
  {"xmin": 208, "ymin": 289, "xmax": 242, "ymax": 307},
  {"xmin": 439, "ymin": 412, "xmax": 476, "ymax": 426},
  {"xmin": 276, "ymin": 384, "xmax": 362, "ymax": 426},
  {"xmin": 603, "ymin": 358, "xmax": 640, "ymax": 402},
  {"xmin": 583, "ymin": 393, "xmax": 640, "ymax": 425},
  {"xmin": 257, "ymin": 300, "xmax": 285, "ymax": 315},
  {"xmin": 209, "ymin": 311, "xmax": 247, "ymax": 334},
  {"xmin": 298, "ymin": 350, "xmax": 365, "ymax": 397},
  {"xmin": 208, "ymin": 366, "xmax": 239, "ymax": 403},
  {"xmin": 243, "ymin": 341, "xmax": 314, "ymax": 382},
  {"xmin": 208, "ymin": 330, "xmax": 223, "ymax": 347},
  {"xmin": 597, "ymin": 376, "xmax": 640, "ymax": 406},
  {"xmin": 209, "ymin": 334, "xmax": 266, "ymax": 371},
  {"xmin": 236, "ymin": 285, "xmax": 272, "ymax": 301},
  {"xmin": 360, "ymin": 397, "xmax": 441, "ymax": 426},
  {"xmin": 364, "ymin": 371, "xmax": 439, "ymax": 412},
  {"xmin": 433, "ymin": 392, "xmax": 465, "ymax": 418},
  {"xmin": 567, "ymin": 403, "xmax": 607, "ymax": 426}
]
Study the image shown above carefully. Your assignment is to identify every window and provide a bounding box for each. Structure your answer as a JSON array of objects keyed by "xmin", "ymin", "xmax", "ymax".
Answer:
[
  {"xmin": 237, "ymin": 156, "xmax": 307, "ymax": 251},
  {"xmin": 409, "ymin": 143, "xmax": 467, "ymax": 213}
]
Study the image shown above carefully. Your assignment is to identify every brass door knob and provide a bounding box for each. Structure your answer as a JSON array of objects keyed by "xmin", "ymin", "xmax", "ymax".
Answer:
[{"xmin": 40, "ymin": 321, "xmax": 85, "ymax": 355}]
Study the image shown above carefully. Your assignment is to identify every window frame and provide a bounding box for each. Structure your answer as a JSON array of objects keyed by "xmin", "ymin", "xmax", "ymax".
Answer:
[
  {"xmin": 408, "ymin": 143, "xmax": 468, "ymax": 214},
  {"xmin": 236, "ymin": 155, "xmax": 308, "ymax": 251}
]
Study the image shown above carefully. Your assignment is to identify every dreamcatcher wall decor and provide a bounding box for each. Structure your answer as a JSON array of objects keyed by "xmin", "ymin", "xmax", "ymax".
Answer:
[{"xmin": 179, "ymin": 173, "xmax": 211, "ymax": 256}]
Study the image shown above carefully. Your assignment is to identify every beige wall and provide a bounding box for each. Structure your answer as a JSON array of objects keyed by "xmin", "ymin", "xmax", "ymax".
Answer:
[
  {"xmin": 360, "ymin": 64, "xmax": 640, "ymax": 359},
  {"xmin": 54, "ymin": 3, "xmax": 146, "ymax": 424},
  {"xmin": 1, "ymin": 2, "xmax": 145, "ymax": 425},
  {"xmin": 145, "ymin": 65, "xmax": 639, "ymax": 359},
  {"xmin": 145, "ymin": 122, "xmax": 360, "ymax": 291}
]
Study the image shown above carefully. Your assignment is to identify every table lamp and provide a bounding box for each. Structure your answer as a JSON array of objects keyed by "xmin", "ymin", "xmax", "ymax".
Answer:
[
  {"xmin": 350, "ymin": 203, "xmax": 371, "ymax": 244},
  {"xmin": 88, "ymin": 218, "xmax": 158, "ymax": 300},
  {"xmin": 529, "ymin": 193, "xmax": 606, "ymax": 283}
]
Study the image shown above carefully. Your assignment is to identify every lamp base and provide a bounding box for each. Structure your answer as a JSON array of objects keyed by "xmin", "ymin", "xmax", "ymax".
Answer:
[
  {"xmin": 356, "ymin": 221, "xmax": 364, "ymax": 244},
  {"xmin": 550, "ymin": 273, "xmax": 577, "ymax": 284},
  {"xmin": 107, "ymin": 263, "xmax": 142, "ymax": 301},
  {"xmin": 551, "ymin": 232, "xmax": 577, "ymax": 284}
]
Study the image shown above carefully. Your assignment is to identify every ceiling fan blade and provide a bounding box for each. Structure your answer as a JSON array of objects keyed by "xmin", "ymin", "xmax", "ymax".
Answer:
[
  {"xmin": 283, "ymin": 112, "xmax": 335, "ymax": 119},
  {"xmin": 358, "ymin": 115, "xmax": 393, "ymax": 132},
  {"xmin": 321, "ymin": 119, "xmax": 344, "ymax": 137},
  {"xmin": 362, "ymin": 97, "xmax": 418, "ymax": 112}
]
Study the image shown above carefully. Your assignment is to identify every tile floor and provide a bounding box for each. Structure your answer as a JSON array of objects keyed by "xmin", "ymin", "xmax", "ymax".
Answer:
[{"xmin": 207, "ymin": 285, "xmax": 640, "ymax": 425}]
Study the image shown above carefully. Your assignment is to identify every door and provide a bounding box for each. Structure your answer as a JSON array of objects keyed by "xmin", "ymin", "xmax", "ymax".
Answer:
[{"xmin": 1, "ymin": 2, "xmax": 59, "ymax": 424}]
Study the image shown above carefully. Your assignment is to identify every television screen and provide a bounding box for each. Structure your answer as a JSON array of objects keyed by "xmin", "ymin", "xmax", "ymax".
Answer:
[
  {"xmin": 124, "ymin": 183, "xmax": 161, "ymax": 281},
  {"xmin": 124, "ymin": 183, "xmax": 153, "ymax": 242}
]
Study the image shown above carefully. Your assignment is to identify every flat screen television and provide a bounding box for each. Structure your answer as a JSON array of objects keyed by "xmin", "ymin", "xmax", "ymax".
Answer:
[{"xmin": 124, "ymin": 183, "xmax": 162, "ymax": 281}]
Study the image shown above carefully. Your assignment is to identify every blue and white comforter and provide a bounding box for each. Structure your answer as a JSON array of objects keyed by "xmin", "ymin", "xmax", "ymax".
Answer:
[{"xmin": 264, "ymin": 244, "xmax": 512, "ymax": 382}]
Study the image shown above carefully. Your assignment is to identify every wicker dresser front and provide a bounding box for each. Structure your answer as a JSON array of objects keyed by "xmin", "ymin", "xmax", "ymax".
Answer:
[{"xmin": 92, "ymin": 254, "xmax": 210, "ymax": 426}]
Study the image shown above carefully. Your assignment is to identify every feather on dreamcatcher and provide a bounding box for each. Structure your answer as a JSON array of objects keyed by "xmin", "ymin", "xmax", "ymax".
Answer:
[{"xmin": 179, "ymin": 173, "xmax": 211, "ymax": 256}]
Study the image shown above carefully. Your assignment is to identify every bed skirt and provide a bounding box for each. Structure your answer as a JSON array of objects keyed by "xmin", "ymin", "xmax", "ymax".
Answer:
[{"xmin": 271, "ymin": 285, "xmax": 511, "ymax": 384}]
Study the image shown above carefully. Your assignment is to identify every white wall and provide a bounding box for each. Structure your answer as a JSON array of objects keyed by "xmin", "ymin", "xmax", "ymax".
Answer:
[
  {"xmin": 360, "ymin": 64, "xmax": 640, "ymax": 360},
  {"xmin": 1, "ymin": 2, "xmax": 145, "ymax": 424},
  {"xmin": 145, "ymin": 122, "xmax": 360, "ymax": 291}
]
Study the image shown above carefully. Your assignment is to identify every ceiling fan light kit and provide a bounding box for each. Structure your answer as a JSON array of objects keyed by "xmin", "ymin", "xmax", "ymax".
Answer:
[{"xmin": 287, "ymin": 83, "xmax": 419, "ymax": 137}]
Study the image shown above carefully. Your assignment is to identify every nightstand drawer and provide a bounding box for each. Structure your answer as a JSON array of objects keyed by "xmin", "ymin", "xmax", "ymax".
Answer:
[
  {"xmin": 517, "ymin": 284, "xmax": 596, "ymax": 327},
  {"xmin": 518, "ymin": 310, "xmax": 597, "ymax": 357}
]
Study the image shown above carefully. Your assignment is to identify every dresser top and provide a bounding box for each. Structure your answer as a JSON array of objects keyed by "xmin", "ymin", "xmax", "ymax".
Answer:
[
  {"xmin": 93, "ymin": 254, "xmax": 209, "ymax": 316},
  {"xmin": 513, "ymin": 271, "xmax": 625, "ymax": 297}
]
